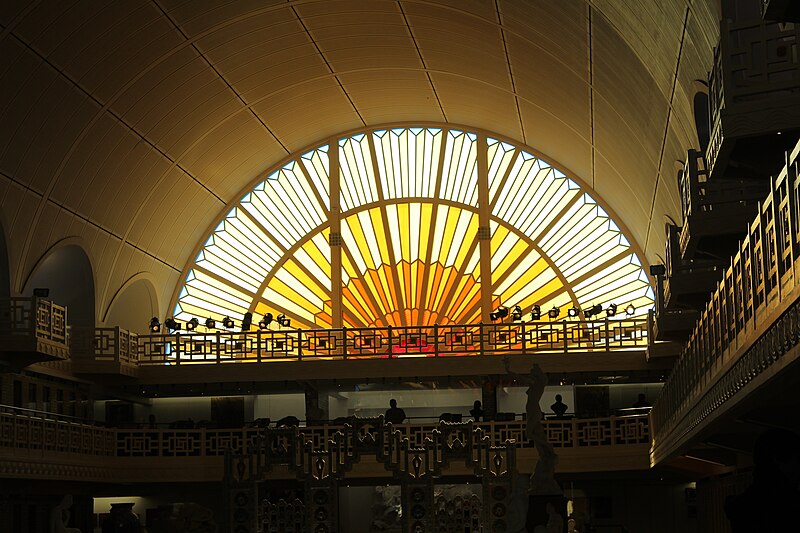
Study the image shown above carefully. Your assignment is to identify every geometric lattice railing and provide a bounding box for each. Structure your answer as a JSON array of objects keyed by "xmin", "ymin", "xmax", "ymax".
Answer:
[
  {"xmin": 651, "ymin": 140, "xmax": 800, "ymax": 462},
  {"xmin": 133, "ymin": 319, "xmax": 648, "ymax": 365}
]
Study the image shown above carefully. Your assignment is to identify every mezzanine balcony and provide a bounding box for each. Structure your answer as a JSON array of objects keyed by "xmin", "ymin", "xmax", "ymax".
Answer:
[
  {"xmin": 0, "ymin": 404, "xmax": 651, "ymax": 483},
  {"xmin": 74, "ymin": 320, "xmax": 652, "ymax": 385},
  {"xmin": 0, "ymin": 297, "xmax": 69, "ymax": 370},
  {"xmin": 706, "ymin": 18, "xmax": 800, "ymax": 181},
  {"xmin": 679, "ymin": 150, "xmax": 767, "ymax": 260},
  {"xmin": 651, "ymin": 140, "xmax": 800, "ymax": 467}
]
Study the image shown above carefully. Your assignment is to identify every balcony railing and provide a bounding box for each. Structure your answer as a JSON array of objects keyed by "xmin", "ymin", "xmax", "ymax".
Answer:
[
  {"xmin": 651, "ymin": 140, "xmax": 800, "ymax": 460},
  {"xmin": 0, "ymin": 297, "xmax": 68, "ymax": 343},
  {"xmin": 0, "ymin": 404, "xmax": 649, "ymax": 459},
  {"xmin": 130, "ymin": 320, "xmax": 648, "ymax": 365},
  {"xmin": 0, "ymin": 297, "xmax": 70, "ymax": 361}
]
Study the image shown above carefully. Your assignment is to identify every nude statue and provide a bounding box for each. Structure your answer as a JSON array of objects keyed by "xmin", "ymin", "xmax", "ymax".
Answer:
[{"xmin": 503, "ymin": 356, "xmax": 561, "ymax": 495}]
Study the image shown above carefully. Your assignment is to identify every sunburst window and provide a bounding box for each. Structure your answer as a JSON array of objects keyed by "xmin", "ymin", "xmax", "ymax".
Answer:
[{"xmin": 173, "ymin": 127, "xmax": 654, "ymax": 331}]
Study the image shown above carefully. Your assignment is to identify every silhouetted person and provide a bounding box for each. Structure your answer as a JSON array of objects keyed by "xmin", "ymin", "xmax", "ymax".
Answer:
[
  {"xmin": 632, "ymin": 393, "xmax": 651, "ymax": 408},
  {"xmin": 550, "ymin": 394, "xmax": 568, "ymax": 418},
  {"xmin": 470, "ymin": 400, "xmax": 485, "ymax": 421},
  {"xmin": 725, "ymin": 428, "xmax": 800, "ymax": 532},
  {"xmin": 384, "ymin": 399, "xmax": 406, "ymax": 424}
]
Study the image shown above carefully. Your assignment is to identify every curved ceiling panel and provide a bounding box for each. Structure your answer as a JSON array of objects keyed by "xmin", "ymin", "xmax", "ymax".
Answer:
[{"xmin": 0, "ymin": 1, "xmax": 718, "ymax": 322}]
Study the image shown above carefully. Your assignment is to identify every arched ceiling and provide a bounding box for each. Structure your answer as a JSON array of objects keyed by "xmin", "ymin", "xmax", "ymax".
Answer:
[{"xmin": 0, "ymin": 0, "xmax": 720, "ymax": 321}]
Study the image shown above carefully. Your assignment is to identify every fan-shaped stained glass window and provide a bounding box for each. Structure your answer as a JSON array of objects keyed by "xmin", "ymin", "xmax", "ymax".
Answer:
[{"xmin": 173, "ymin": 127, "xmax": 654, "ymax": 330}]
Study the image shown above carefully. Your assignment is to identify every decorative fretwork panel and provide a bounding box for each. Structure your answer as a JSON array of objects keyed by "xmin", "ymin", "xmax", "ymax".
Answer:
[{"xmin": 576, "ymin": 419, "xmax": 613, "ymax": 447}]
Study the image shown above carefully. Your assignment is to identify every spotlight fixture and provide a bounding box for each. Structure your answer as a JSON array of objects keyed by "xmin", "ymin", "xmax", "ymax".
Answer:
[
  {"xmin": 258, "ymin": 312, "xmax": 274, "ymax": 330},
  {"xmin": 583, "ymin": 304, "xmax": 603, "ymax": 318},
  {"xmin": 276, "ymin": 314, "xmax": 291, "ymax": 328},
  {"xmin": 33, "ymin": 287, "xmax": 50, "ymax": 297},
  {"xmin": 241, "ymin": 312, "xmax": 253, "ymax": 331},
  {"xmin": 511, "ymin": 305, "xmax": 523, "ymax": 321},
  {"xmin": 548, "ymin": 306, "xmax": 560, "ymax": 319},
  {"xmin": 490, "ymin": 307, "xmax": 509, "ymax": 321},
  {"xmin": 149, "ymin": 317, "xmax": 161, "ymax": 333},
  {"xmin": 164, "ymin": 317, "xmax": 180, "ymax": 331},
  {"xmin": 606, "ymin": 303, "xmax": 618, "ymax": 317},
  {"xmin": 530, "ymin": 305, "xmax": 541, "ymax": 321},
  {"xmin": 625, "ymin": 304, "xmax": 636, "ymax": 316},
  {"xmin": 186, "ymin": 318, "xmax": 199, "ymax": 331},
  {"xmin": 222, "ymin": 316, "xmax": 235, "ymax": 329},
  {"xmin": 205, "ymin": 317, "xmax": 216, "ymax": 329},
  {"xmin": 567, "ymin": 306, "xmax": 580, "ymax": 318},
  {"xmin": 649, "ymin": 264, "xmax": 666, "ymax": 276}
]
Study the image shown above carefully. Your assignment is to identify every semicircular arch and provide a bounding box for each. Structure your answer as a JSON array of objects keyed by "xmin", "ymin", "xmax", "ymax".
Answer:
[{"xmin": 170, "ymin": 126, "xmax": 654, "ymax": 330}]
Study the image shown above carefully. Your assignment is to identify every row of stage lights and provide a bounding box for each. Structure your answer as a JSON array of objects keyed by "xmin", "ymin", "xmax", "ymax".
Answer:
[
  {"xmin": 149, "ymin": 312, "xmax": 291, "ymax": 333},
  {"xmin": 148, "ymin": 302, "xmax": 637, "ymax": 333},
  {"xmin": 490, "ymin": 303, "xmax": 636, "ymax": 321}
]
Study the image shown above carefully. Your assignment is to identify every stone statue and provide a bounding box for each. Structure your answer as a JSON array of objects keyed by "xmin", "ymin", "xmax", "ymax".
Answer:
[
  {"xmin": 51, "ymin": 495, "xmax": 82, "ymax": 533},
  {"xmin": 503, "ymin": 357, "xmax": 561, "ymax": 495}
]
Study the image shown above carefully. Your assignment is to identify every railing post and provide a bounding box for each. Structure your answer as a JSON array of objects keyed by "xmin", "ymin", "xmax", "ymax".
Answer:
[
  {"xmin": 387, "ymin": 325, "xmax": 393, "ymax": 358},
  {"xmin": 563, "ymin": 321, "xmax": 568, "ymax": 353},
  {"xmin": 341, "ymin": 326, "xmax": 347, "ymax": 360},
  {"xmin": 478, "ymin": 323, "xmax": 484, "ymax": 357},
  {"xmin": 114, "ymin": 326, "xmax": 121, "ymax": 363},
  {"xmin": 605, "ymin": 318, "xmax": 610, "ymax": 351},
  {"xmin": 521, "ymin": 321, "xmax": 527, "ymax": 355},
  {"xmin": 434, "ymin": 324, "xmax": 439, "ymax": 356},
  {"xmin": 297, "ymin": 327, "xmax": 303, "ymax": 360}
]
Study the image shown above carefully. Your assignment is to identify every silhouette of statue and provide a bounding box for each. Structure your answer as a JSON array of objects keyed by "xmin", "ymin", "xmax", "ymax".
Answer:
[
  {"xmin": 384, "ymin": 399, "xmax": 406, "ymax": 424},
  {"xmin": 503, "ymin": 356, "xmax": 560, "ymax": 494},
  {"xmin": 550, "ymin": 395, "xmax": 568, "ymax": 418},
  {"xmin": 470, "ymin": 400, "xmax": 485, "ymax": 421},
  {"xmin": 725, "ymin": 428, "xmax": 800, "ymax": 532}
]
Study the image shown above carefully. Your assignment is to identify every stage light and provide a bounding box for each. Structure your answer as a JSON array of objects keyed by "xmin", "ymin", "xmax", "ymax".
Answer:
[
  {"xmin": 258, "ymin": 312, "xmax": 273, "ymax": 330},
  {"xmin": 548, "ymin": 306, "xmax": 560, "ymax": 319},
  {"xmin": 583, "ymin": 304, "xmax": 603, "ymax": 318},
  {"xmin": 241, "ymin": 312, "xmax": 253, "ymax": 331},
  {"xmin": 649, "ymin": 264, "xmax": 666, "ymax": 276},
  {"xmin": 531, "ymin": 305, "xmax": 541, "ymax": 320},
  {"xmin": 625, "ymin": 304, "xmax": 636, "ymax": 316},
  {"xmin": 186, "ymin": 318, "xmax": 199, "ymax": 331},
  {"xmin": 149, "ymin": 317, "xmax": 161, "ymax": 333},
  {"xmin": 606, "ymin": 303, "xmax": 618, "ymax": 317},
  {"xmin": 33, "ymin": 287, "xmax": 49, "ymax": 297},
  {"xmin": 490, "ymin": 307, "xmax": 509, "ymax": 321},
  {"xmin": 205, "ymin": 317, "xmax": 216, "ymax": 329},
  {"xmin": 164, "ymin": 317, "xmax": 180, "ymax": 331},
  {"xmin": 511, "ymin": 305, "xmax": 523, "ymax": 321},
  {"xmin": 276, "ymin": 314, "xmax": 291, "ymax": 328},
  {"xmin": 568, "ymin": 306, "xmax": 579, "ymax": 318},
  {"xmin": 222, "ymin": 316, "xmax": 234, "ymax": 329}
]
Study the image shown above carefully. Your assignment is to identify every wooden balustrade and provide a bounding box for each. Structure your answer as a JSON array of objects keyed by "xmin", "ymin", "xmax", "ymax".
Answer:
[
  {"xmin": 0, "ymin": 405, "xmax": 649, "ymax": 460},
  {"xmin": 0, "ymin": 297, "xmax": 70, "ymax": 363},
  {"xmin": 131, "ymin": 319, "xmax": 648, "ymax": 365},
  {"xmin": 652, "ymin": 140, "xmax": 800, "ymax": 461}
]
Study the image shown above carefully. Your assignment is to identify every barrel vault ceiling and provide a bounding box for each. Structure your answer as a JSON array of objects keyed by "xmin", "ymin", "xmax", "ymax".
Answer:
[{"xmin": 0, "ymin": 0, "xmax": 719, "ymax": 321}]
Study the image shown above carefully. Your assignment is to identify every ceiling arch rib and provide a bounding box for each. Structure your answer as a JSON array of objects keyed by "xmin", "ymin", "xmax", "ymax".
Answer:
[{"xmin": 172, "ymin": 126, "xmax": 654, "ymax": 332}]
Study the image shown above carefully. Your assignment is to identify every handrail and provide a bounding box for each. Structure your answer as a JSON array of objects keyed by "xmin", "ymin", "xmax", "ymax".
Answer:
[
  {"xmin": 0, "ymin": 403, "xmax": 99, "ymax": 425},
  {"xmin": 652, "ymin": 139, "xmax": 800, "ymax": 456}
]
